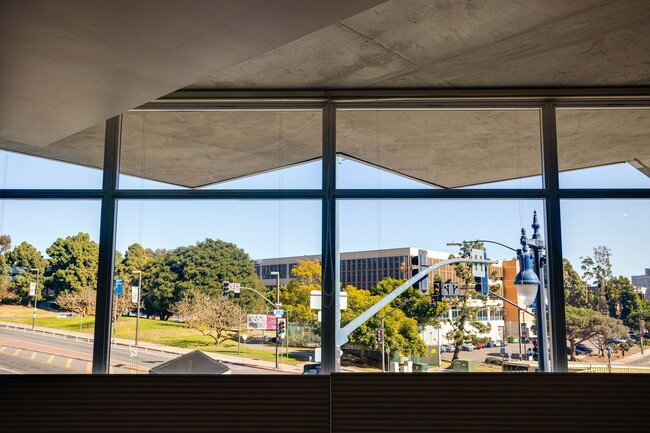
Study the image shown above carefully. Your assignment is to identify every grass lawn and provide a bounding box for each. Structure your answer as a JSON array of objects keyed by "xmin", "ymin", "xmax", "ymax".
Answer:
[{"xmin": 0, "ymin": 305, "xmax": 301, "ymax": 365}]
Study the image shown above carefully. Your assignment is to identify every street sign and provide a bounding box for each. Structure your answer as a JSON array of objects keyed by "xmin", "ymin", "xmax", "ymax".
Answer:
[
  {"xmin": 131, "ymin": 286, "xmax": 139, "ymax": 303},
  {"xmin": 471, "ymin": 249, "xmax": 486, "ymax": 278},
  {"xmin": 442, "ymin": 283, "xmax": 460, "ymax": 297},
  {"xmin": 231, "ymin": 282, "xmax": 241, "ymax": 294},
  {"xmin": 274, "ymin": 309, "xmax": 284, "ymax": 316},
  {"xmin": 129, "ymin": 346, "xmax": 138, "ymax": 358},
  {"xmin": 29, "ymin": 282, "xmax": 36, "ymax": 296},
  {"xmin": 114, "ymin": 278, "xmax": 124, "ymax": 295}
]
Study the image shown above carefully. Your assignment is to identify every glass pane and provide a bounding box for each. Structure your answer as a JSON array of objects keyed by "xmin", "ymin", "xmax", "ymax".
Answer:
[
  {"xmin": 0, "ymin": 123, "xmax": 104, "ymax": 189},
  {"xmin": 561, "ymin": 200, "xmax": 650, "ymax": 372},
  {"xmin": 557, "ymin": 108, "xmax": 650, "ymax": 188},
  {"xmin": 119, "ymin": 110, "xmax": 322, "ymax": 190},
  {"xmin": 0, "ymin": 200, "xmax": 100, "ymax": 374},
  {"xmin": 112, "ymin": 200, "xmax": 321, "ymax": 374},
  {"xmin": 337, "ymin": 199, "xmax": 547, "ymax": 373},
  {"xmin": 337, "ymin": 109, "xmax": 542, "ymax": 189}
]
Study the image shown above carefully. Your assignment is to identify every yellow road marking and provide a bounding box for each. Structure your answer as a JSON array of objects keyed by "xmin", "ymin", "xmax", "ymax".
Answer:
[
  {"xmin": 46, "ymin": 355, "xmax": 54, "ymax": 364},
  {"xmin": 0, "ymin": 347, "xmax": 6, "ymax": 352},
  {"xmin": 12, "ymin": 349, "xmax": 21, "ymax": 356},
  {"xmin": 109, "ymin": 366, "xmax": 114, "ymax": 374},
  {"xmin": 65, "ymin": 358, "xmax": 72, "ymax": 368},
  {"xmin": 30, "ymin": 352, "xmax": 37, "ymax": 360},
  {"xmin": 86, "ymin": 362, "xmax": 92, "ymax": 373}
]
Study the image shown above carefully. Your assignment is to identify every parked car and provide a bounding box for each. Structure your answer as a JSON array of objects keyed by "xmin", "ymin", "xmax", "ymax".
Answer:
[
  {"xmin": 56, "ymin": 313, "xmax": 76, "ymax": 318},
  {"xmin": 608, "ymin": 338, "xmax": 625, "ymax": 345},
  {"xmin": 440, "ymin": 344, "xmax": 453, "ymax": 353},
  {"xmin": 566, "ymin": 346, "xmax": 589, "ymax": 356},
  {"xmin": 495, "ymin": 340, "xmax": 507, "ymax": 347},
  {"xmin": 461, "ymin": 343, "xmax": 475, "ymax": 351},
  {"xmin": 575, "ymin": 343, "xmax": 593, "ymax": 354},
  {"xmin": 628, "ymin": 333, "xmax": 641, "ymax": 342}
]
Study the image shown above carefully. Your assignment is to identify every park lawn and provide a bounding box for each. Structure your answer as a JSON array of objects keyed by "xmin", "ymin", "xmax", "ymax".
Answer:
[{"xmin": 0, "ymin": 306, "xmax": 300, "ymax": 365}]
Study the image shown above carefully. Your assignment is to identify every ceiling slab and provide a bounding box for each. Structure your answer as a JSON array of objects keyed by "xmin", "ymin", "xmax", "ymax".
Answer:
[
  {"xmin": 189, "ymin": 0, "xmax": 650, "ymax": 89},
  {"xmin": 0, "ymin": 0, "xmax": 386, "ymax": 146}
]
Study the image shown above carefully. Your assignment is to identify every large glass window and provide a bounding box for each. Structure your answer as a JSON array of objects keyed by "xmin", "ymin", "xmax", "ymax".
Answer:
[
  {"xmin": 337, "ymin": 108, "xmax": 542, "ymax": 189},
  {"xmin": 0, "ymin": 123, "xmax": 104, "ymax": 189},
  {"xmin": 337, "ymin": 199, "xmax": 544, "ymax": 373},
  {"xmin": 0, "ymin": 200, "xmax": 100, "ymax": 374},
  {"xmin": 110, "ymin": 200, "xmax": 321, "ymax": 374},
  {"xmin": 561, "ymin": 200, "xmax": 650, "ymax": 372},
  {"xmin": 119, "ymin": 110, "xmax": 322, "ymax": 190},
  {"xmin": 557, "ymin": 108, "xmax": 650, "ymax": 188}
]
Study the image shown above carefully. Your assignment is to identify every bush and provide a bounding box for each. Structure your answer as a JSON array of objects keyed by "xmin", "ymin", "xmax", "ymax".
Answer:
[{"xmin": 485, "ymin": 356, "xmax": 503, "ymax": 365}]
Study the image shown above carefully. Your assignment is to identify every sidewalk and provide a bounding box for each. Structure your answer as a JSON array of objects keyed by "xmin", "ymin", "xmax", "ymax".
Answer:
[{"xmin": 0, "ymin": 321, "xmax": 303, "ymax": 374}]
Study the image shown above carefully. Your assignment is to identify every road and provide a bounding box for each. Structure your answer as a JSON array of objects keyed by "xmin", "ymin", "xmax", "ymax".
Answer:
[{"xmin": 0, "ymin": 328, "xmax": 284, "ymax": 375}]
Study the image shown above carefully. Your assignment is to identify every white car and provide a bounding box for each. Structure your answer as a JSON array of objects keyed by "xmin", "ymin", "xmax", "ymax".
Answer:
[
  {"xmin": 461, "ymin": 343, "xmax": 475, "ymax": 351},
  {"xmin": 56, "ymin": 312, "xmax": 76, "ymax": 318}
]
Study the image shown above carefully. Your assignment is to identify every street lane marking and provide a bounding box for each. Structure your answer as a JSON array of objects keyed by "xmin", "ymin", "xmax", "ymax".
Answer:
[
  {"xmin": 12, "ymin": 349, "xmax": 21, "ymax": 356},
  {"xmin": 30, "ymin": 352, "xmax": 37, "ymax": 360},
  {"xmin": 65, "ymin": 358, "xmax": 72, "ymax": 368},
  {"xmin": 0, "ymin": 347, "xmax": 6, "ymax": 353},
  {"xmin": 86, "ymin": 362, "xmax": 91, "ymax": 373},
  {"xmin": 46, "ymin": 355, "xmax": 54, "ymax": 364}
]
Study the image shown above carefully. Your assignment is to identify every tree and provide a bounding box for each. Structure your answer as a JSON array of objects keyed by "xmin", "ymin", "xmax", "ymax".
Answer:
[
  {"xmin": 590, "ymin": 313, "xmax": 628, "ymax": 358},
  {"xmin": 142, "ymin": 238, "xmax": 262, "ymax": 320},
  {"xmin": 617, "ymin": 279, "xmax": 641, "ymax": 327},
  {"xmin": 445, "ymin": 242, "xmax": 491, "ymax": 361},
  {"xmin": 280, "ymin": 260, "xmax": 320, "ymax": 326},
  {"xmin": 444, "ymin": 292, "xmax": 491, "ymax": 362},
  {"xmin": 580, "ymin": 246, "xmax": 613, "ymax": 314},
  {"xmin": 563, "ymin": 258, "xmax": 588, "ymax": 308},
  {"xmin": 46, "ymin": 233, "xmax": 99, "ymax": 296},
  {"xmin": 55, "ymin": 289, "xmax": 96, "ymax": 318},
  {"xmin": 565, "ymin": 306, "xmax": 599, "ymax": 361},
  {"xmin": 627, "ymin": 300, "xmax": 650, "ymax": 332},
  {"xmin": 5, "ymin": 241, "xmax": 46, "ymax": 303},
  {"xmin": 172, "ymin": 290, "xmax": 241, "ymax": 346},
  {"xmin": 0, "ymin": 234, "xmax": 11, "ymax": 303}
]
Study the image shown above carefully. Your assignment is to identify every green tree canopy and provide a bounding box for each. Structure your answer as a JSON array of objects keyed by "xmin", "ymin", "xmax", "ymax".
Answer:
[
  {"xmin": 46, "ymin": 233, "xmax": 98, "ymax": 296},
  {"xmin": 5, "ymin": 241, "xmax": 46, "ymax": 302},
  {"xmin": 141, "ymin": 238, "xmax": 261, "ymax": 320}
]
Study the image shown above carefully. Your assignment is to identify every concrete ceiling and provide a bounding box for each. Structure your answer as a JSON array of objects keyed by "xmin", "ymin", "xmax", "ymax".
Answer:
[
  {"xmin": 2, "ymin": 0, "xmax": 650, "ymax": 188},
  {"xmin": 0, "ymin": 0, "xmax": 386, "ymax": 146}
]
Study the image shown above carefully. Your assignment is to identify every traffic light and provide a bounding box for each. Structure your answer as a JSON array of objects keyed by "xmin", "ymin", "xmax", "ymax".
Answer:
[
  {"xmin": 222, "ymin": 281, "xmax": 230, "ymax": 297},
  {"xmin": 375, "ymin": 328, "xmax": 383, "ymax": 345},
  {"xmin": 433, "ymin": 282, "xmax": 442, "ymax": 302},
  {"xmin": 411, "ymin": 249, "xmax": 429, "ymax": 294},
  {"xmin": 278, "ymin": 319, "xmax": 286, "ymax": 337}
]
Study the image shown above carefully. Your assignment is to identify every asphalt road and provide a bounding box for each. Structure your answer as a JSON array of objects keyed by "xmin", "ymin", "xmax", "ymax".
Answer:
[{"xmin": 0, "ymin": 328, "xmax": 280, "ymax": 375}]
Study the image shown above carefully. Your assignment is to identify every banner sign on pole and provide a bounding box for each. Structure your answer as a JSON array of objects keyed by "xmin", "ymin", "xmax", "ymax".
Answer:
[
  {"xmin": 29, "ymin": 282, "xmax": 36, "ymax": 296},
  {"xmin": 114, "ymin": 278, "xmax": 124, "ymax": 295},
  {"xmin": 132, "ymin": 286, "xmax": 139, "ymax": 303},
  {"xmin": 247, "ymin": 314, "xmax": 278, "ymax": 330}
]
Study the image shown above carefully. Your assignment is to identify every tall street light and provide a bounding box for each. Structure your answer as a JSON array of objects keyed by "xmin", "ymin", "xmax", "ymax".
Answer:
[
  {"xmin": 30, "ymin": 268, "xmax": 40, "ymax": 332},
  {"xmin": 270, "ymin": 271, "xmax": 281, "ymax": 370},
  {"xmin": 132, "ymin": 270, "xmax": 142, "ymax": 347},
  {"xmin": 515, "ymin": 211, "xmax": 550, "ymax": 372}
]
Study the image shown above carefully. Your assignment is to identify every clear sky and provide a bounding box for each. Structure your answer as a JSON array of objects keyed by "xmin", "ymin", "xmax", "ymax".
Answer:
[{"xmin": 1, "ymin": 150, "xmax": 649, "ymax": 281}]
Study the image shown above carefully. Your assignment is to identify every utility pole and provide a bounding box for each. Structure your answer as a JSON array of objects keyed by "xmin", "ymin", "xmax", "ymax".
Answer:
[
  {"xmin": 132, "ymin": 270, "xmax": 142, "ymax": 346},
  {"xmin": 271, "ymin": 271, "xmax": 281, "ymax": 369},
  {"xmin": 30, "ymin": 268, "xmax": 40, "ymax": 332}
]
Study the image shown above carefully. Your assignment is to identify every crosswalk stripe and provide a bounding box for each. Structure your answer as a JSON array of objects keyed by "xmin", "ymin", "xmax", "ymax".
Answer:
[
  {"xmin": 46, "ymin": 355, "xmax": 54, "ymax": 364},
  {"xmin": 0, "ymin": 347, "xmax": 6, "ymax": 353},
  {"xmin": 86, "ymin": 362, "xmax": 92, "ymax": 373},
  {"xmin": 12, "ymin": 349, "xmax": 21, "ymax": 356},
  {"xmin": 30, "ymin": 352, "xmax": 37, "ymax": 360}
]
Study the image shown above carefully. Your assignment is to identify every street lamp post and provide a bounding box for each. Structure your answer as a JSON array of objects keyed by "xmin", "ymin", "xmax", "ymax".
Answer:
[
  {"xmin": 379, "ymin": 297, "xmax": 414, "ymax": 372},
  {"xmin": 518, "ymin": 211, "xmax": 550, "ymax": 372},
  {"xmin": 30, "ymin": 268, "xmax": 40, "ymax": 332},
  {"xmin": 270, "ymin": 271, "xmax": 281, "ymax": 370},
  {"xmin": 132, "ymin": 270, "xmax": 142, "ymax": 347}
]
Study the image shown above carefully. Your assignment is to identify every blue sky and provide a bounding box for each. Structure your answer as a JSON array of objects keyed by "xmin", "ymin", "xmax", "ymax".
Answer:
[{"xmin": 1, "ymin": 150, "xmax": 649, "ymax": 281}]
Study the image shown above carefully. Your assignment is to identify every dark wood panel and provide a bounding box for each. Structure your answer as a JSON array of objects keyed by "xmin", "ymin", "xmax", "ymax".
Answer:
[
  {"xmin": 0, "ymin": 375, "xmax": 330, "ymax": 433},
  {"xmin": 331, "ymin": 373, "xmax": 647, "ymax": 433}
]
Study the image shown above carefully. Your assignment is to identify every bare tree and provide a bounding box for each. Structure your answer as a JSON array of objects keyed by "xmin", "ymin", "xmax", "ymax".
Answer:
[
  {"xmin": 55, "ymin": 290, "xmax": 96, "ymax": 317},
  {"xmin": 173, "ymin": 290, "xmax": 241, "ymax": 346}
]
